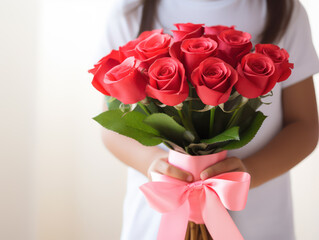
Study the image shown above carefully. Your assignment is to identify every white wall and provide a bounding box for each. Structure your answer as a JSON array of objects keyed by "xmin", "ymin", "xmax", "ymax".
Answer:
[
  {"xmin": 0, "ymin": 0, "xmax": 38, "ymax": 239},
  {"xmin": 34, "ymin": 1, "xmax": 126, "ymax": 239},
  {"xmin": 0, "ymin": 0, "xmax": 318, "ymax": 240}
]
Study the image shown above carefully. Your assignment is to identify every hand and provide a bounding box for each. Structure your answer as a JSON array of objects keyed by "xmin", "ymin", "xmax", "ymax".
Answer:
[
  {"xmin": 200, "ymin": 156, "xmax": 248, "ymax": 180},
  {"xmin": 148, "ymin": 157, "xmax": 194, "ymax": 182}
]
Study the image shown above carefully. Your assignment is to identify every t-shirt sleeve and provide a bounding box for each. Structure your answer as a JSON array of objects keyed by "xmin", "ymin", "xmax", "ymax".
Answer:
[
  {"xmin": 280, "ymin": 1, "xmax": 319, "ymax": 88},
  {"xmin": 94, "ymin": 0, "xmax": 142, "ymax": 61}
]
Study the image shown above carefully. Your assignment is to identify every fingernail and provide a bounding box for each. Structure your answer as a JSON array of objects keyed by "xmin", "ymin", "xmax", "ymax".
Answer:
[
  {"xmin": 200, "ymin": 172, "xmax": 208, "ymax": 180},
  {"xmin": 187, "ymin": 175, "xmax": 193, "ymax": 182}
]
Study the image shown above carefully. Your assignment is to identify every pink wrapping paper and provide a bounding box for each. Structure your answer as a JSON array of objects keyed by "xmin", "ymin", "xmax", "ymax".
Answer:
[{"xmin": 168, "ymin": 150, "xmax": 227, "ymax": 181}]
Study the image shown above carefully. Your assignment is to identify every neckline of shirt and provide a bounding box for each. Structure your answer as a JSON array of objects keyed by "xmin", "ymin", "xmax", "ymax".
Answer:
[
  {"xmin": 172, "ymin": 0, "xmax": 237, "ymax": 4},
  {"xmin": 159, "ymin": 0, "xmax": 240, "ymax": 9}
]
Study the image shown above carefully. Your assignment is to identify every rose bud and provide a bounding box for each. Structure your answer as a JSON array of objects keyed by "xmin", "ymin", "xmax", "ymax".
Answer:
[
  {"xmin": 191, "ymin": 57, "xmax": 238, "ymax": 106},
  {"xmin": 235, "ymin": 53, "xmax": 278, "ymax": 98},
  {"xmin": 204, "ymin": 25, "xmax": 235, "ymax": 41},
  {"xmin": 146, "ymin": 57, "xmax": 189, "ymax": 106},
  {"xmin": 217, "ymin": 29, "xmax": 252, "ymax": 68},
  {"xmin": 91, "ymin": 57, "xmax": 148, "ymax": 104},
  {"xmin": 135, "ymin": 32, "xmax": 172, "ymax": 67},
  {"xmin": 88, "ymin": 50, "xmax": 120, "ymax": 75},
  {"xmin": 255, "ymin": 44, "xmax": 294, "ymax": 82},
  {"xmin": 119, "ymin": 29, "xmax": 163, "ymax": 61},
  {"xmin": 172, "ymin": 23, "xmax": 204, "ymax": 42}
]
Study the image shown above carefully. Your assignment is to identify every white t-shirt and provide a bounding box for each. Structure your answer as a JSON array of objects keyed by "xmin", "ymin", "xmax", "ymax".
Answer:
[{"xmin": 98, "ymin": 0, "xmax": 319, "ymax": 239}]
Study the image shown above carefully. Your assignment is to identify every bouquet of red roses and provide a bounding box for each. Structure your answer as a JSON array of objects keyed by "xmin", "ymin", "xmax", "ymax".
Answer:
[{"xmin": 89, "ymin": 23, "xmax": 293, "ymax": 240}]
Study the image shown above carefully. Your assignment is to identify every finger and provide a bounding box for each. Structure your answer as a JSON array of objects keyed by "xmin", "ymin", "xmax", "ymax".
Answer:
[
  {"xmin": 200, "ymin": 157, "xmax": 243, "ymax": 180},
  {"xmin": 154, "ymin": 158, "xmax": 193, "ymax": 182}
]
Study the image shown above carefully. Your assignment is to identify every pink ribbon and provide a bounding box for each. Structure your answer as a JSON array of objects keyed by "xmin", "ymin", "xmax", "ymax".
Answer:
[{"xmin": 140, "ymin": 171, "xmax": 250, "ymax": 240}]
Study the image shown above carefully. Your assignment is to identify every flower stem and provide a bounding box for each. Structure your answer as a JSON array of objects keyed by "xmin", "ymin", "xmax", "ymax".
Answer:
[
  {"xmin": 177, "ymin": 110, "xmax": 187, "ymax": 128},
  {"xmin": 190, "ymin": 222, "xmax": 196, "ymax": 240},
  {"xmin": 137, "ymin": 102, "xmax": 151, "ymax": 115},
  {"xmin": 185, "ymin": 222, "xmax": 190, "ymax": 240},
  {"xmin": 209, "ymin": 107, "xmax": 215, "ymax": 138},
  {"xmin": 178, "ymin": 109, "xmax": 199, "ymax": 141},
  {"xmin": 226, "ymin": 107, "xmax": 243, "ymax": 129},
  {"xmin": 200, "ymin": 224, "xmax": 209, "ymax": 240},
  {"xmin": 188, "ymin": 100, "xmax": 193, "ymax": 119}
]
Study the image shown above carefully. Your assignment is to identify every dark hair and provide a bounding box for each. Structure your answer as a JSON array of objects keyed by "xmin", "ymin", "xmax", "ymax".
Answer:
[{"xmin": 137, "ymin": 0, "xmax": 294, "ymax": 44}]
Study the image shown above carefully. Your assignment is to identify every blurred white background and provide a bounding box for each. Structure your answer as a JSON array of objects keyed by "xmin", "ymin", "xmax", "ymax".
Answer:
[{"xmin": 0, "ymin": 0, "xmax": 318, "ymax": 239}]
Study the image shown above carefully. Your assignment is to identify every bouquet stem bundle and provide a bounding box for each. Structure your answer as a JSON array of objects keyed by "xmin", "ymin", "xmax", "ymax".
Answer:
[{"xmin": 185, "ymin": 222, "xmax": 212, "ymax": 240}]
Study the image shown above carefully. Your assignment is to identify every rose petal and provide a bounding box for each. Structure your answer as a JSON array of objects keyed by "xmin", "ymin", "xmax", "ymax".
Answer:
[
  {"xmin": 146, "ymin": 57, "xmax": 188, "ymax": 106},
  {"xmin": 204, "ymin": 25, "xmax": 235, "ymax": 36},
  {"xmin": 172, "ymin": 23, "xmax": 204, "ymax": 42},
  {"xmin": 181, "ymin": 37, "xmax": 218, "ymax": 77},
  {"xmin": 255, "ymin": 44, "xmax": 294, "ymax": 83},
  {"xmin": 217, "ymin": 29, "xmax": 252, "ymax": 67},
  {"xmin": 119, "ymin": 29, "xmax": 164, "ymax": 61},
  {"xmin": 235, "ymin": 65, "xmax": 265, "ymax": 98},
  {"xmin": 102, "ymin": 57, "xmax": 147, "ymax": 104},
  {"xmin": 146, "ymin": 85, "xmax": 189, "ymax": 106},
  {"xmin": 235, "ymin": 53, "xmax": 277, "ymax": 98},
  {"xmin": 191, "ymin": 57, "xmax": 238, "ymax": 106},
  {"xmin": 90, "ymin": 50, "xmax": 122, "ymax": 95},
  {"xmin": 89, "ymin": 50, "xmax": 120, "ymax": 75}
]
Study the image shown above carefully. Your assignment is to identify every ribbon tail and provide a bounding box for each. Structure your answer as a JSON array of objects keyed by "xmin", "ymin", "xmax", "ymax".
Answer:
[
  {"xmin": 202, "ymin": 189, "xmax": 244, "ymax": 240},
  {"xmin": 157, "ymin": 201, "xmax": 189, "ymax": 240}
]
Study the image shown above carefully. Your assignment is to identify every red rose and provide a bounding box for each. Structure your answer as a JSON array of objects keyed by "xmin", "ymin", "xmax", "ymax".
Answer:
[
  {"xmin": 135, "ymin": 32, "xmax": 172, "ymax": 67},
  {"xmin": 119, "ymin": 29, "xmax": 163, "ymax": 61},
  {"xmin": 170, "ymin": 37, "xmax": 218, "ymax": 77},
  {"xmin": 204, "ymin": 25, "xmax": 235, "ymax": 41},
  {"xmin": 205, "ymin": 25, "xmax": 235, "ymax": 35},
  {"xmin": 255, "ymin": 44, "xmax": 294, "ymax": 82},
  {"xmin": 181, "ymin": 37, "xmax": 218, "ymax": 76},
  {"xmin": 146, "ymin": 57, "xmax": 189, "ymax": 106},
  {"xmin": 191, "ymin": 57, "xmax": 238, "ymax": 106},
  {"xmin": 91, "ymin": 57, "xmax": 147, "ymax": 104},
  {"xmin": 172, "ymin": 23, "xmax": 204, "ymax": 42},
  {"xmin": 88, "ymin": 50, "xmax": 120, "ymax": 75},
  {"xmin": 217, "ymin": 29, "xmax": 252, "ymax": 68},
  {"xmin": 235, "ymin": 53, "xmax": 277, "ymax": 98}
]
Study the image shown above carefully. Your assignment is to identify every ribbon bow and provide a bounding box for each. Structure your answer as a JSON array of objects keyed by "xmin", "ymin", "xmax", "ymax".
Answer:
[{"xmin": 140, "ymin": 172, "xmax": 250, "ymax": 240}]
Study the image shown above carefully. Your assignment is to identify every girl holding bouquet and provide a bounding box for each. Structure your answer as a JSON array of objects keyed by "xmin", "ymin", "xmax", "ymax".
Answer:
[{"xmin": 96, "ymin": 0, "xmax": 319, "ymax": 239}]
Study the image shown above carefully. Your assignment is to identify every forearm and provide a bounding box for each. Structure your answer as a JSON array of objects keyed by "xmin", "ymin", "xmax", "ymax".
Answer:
[
  {"xmin": 102, "ymin": 128, "xmax": 168, "ymax": 177},
  {"xmin": 243, "ymin": 120, "xmax": 318, "ymax": 188}
]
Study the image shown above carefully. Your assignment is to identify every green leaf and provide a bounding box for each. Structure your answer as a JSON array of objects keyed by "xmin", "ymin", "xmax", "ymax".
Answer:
[
  {"xmin": 221, "ymin": 111, "xmax": 267, "ymax": 150},
  {"xmin": 201, "ymin": 127, "xmax": 240, "ymax": 144},
  {"xmin": 144, "ymin": 113, "xmax": 195, "ymax": 146},
  {"xmin": 93, "ymin": 110, "xmax": 162, "ymax": 146}
]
